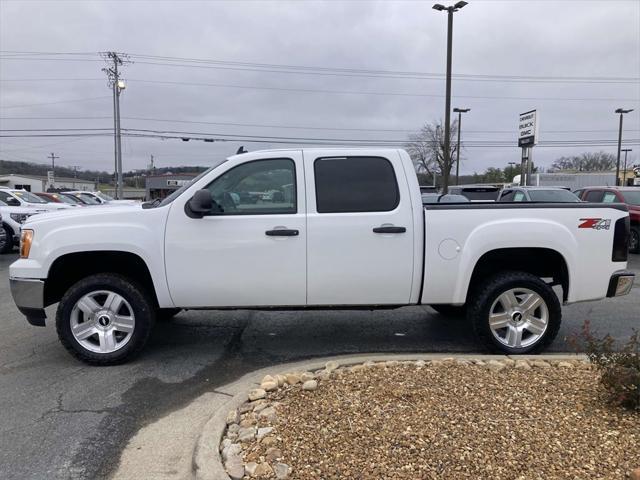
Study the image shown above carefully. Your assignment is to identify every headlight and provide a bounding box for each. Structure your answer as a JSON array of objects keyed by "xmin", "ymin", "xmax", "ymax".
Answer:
[
  {"xmin": 20, "ymin": 229, "xmax": 33, "ymax": 259},
  {"xmin": 10, "ymin": 213, "xmax": 30, "ymax": 224}
]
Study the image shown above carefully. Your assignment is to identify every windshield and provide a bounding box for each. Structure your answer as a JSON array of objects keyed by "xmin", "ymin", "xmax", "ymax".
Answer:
[
  {"xmin": 461, "ymin": 189, "xmax": 500, "ymax": 201},
  {"xmin": 77, "ymin": 193, "xmax": 100, "ymax": 204},
  {"xmin": 621, "ymin": 191, "xmax": 640, "ymax": 205},
  {"xmin": 13, "ymin": 191, "xmax": 47, "ymax": 204},
  {"xmin": 95, "ymin": 192, "xmax": 114, "ymax": 201},
  {"xmin": 157, "ymin": 160, "xmax": 227, "ymax": 207},
  {"xmin": 528, "ymin": 189, "xmax": 580, "ymax": 202},
  {"xmin": 52, "ymin": 194, "xmax": 77, "ymax": 204}
]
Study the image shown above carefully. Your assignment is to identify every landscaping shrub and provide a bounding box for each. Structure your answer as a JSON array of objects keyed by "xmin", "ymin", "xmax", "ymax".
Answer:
[{"xmin": 573, "ymin": 321, "xmax": 639, "ymax": 411}]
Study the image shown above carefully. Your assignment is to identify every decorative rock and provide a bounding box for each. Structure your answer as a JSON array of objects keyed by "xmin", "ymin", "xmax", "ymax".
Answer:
[
  {"xmin": 285, "ymin": 373, "xmax": 302, "ymax": 385},
  {"xmin": 531, "ymin": 360, "xmax": 552, "ymax": 369},
  {"xmin": 431, "ymin": 360, "xmax": 444, "ymax": 366},
  {"xmin": 258, "ymin": 406, "xmax": 278, "ymax": 422},
  {"xmin": 261, "ymin": 375, "xmax": 276, "ymax": 385},
  {"xmin": 265, "ymin": 447, "xmax": 283, "ymax": 462},
  {"xmin": 385, "ymin": 360, "xmax": 399, "ymax": 367},
  {"xmin": 350, "ymin": 364, "xmax": 365, "ymax": 372},
  {"xmin": 245, "ymin": 462, "xmax": 258, "ymax": 476},
  {"xmin": 301, "ymin": 371, "xmax": 315, "ymax": 382},
  {"xmin": 239, "ymin": 403, "xmax": 253, "ymax": 414},
  {"xmin": 248, "ymin": 389, "xmax": 266, "ymax": 401},
  {"xmin": 225, "ymin": 460, "xmax": 244, "ymax": 480},
  {"xmin": 257, "ymin": 426, "xmax": 274, "ymax": 440},
  {"xmin": 253, "ymin": 402, "xmax": 269, "ymax": 414},
  {"xmin": 275, "ymin": 374, "xmax": 287, "ymax": 387},
  {"xmin": 261, "ymin": 435, "xmax": 278, "ymax": 446},
  {"xmin": 237, "ymin": 426, "xmax": 257, "ymax": 442},
  {"xmin": 557, "ymin": 361, "xmax": 574, "ymax": 369},
  {"xmin": 629, "ymin": 468, "xmax": 640, "ymax": 480},
  {"xmin": 227, "ymin": 423, "xmax": 240, "ymax": 434},
  {"xmin": 455, "ymin": 359, "xmax": 471, "ymax": 366},
  {"xmin": 302, "ymin": 379, "xmax": 318, "ymax": 391},
  {"xmin": 415, "ymin": 360, "xmax": 426, "ymax": 368},
  {"xmin": 486, "ymin": 360, "xmax": 506, "ymax": 372},
  {"xmin": 261, "ymin": 381, "xmax": 278, "ymax": 392},
  {"xmin": 274, "ymin": 462, "xmax": 290, "ymax": 479},
  {"xmin": 316, "ymin": 370, "xmax": 331, "ymax": 381},
  {"xmin": 254, "ymin": 462, "xmax": 274, "ymax": 477},
  {"xmin": 325, "ymin": 361, "xmax": 339, "ymax": 372},
  {"xmin": 221, "ymin": 443, "xmax": 242, "ymax": 462},
  {"xmin": 503, "ymin": 359, "xmax": 515, "ymax": 367},
  {"xmin": 515, "ymin": 360, "xmax": 531, "ymax": 370},
  {"xmin": 226, "ymin": 409, "xmax": 240, "ymax": 425},
  {"xmin": 239, "ymin": 416, "xmax": 257, "ymax": 428},
  {"xmin": 219, "ymin": 438, "xmax": 232, "ymax": 452}
]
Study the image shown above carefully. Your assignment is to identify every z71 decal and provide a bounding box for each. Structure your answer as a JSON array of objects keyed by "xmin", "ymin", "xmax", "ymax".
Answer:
[{"xmin": 578, "ymin": 218, "xmax": 611, "ymax": 230}]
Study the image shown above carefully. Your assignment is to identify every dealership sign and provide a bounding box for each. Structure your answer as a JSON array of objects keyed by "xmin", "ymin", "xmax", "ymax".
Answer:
[{"xmin": 518, "ymin": 109, "xmax": 538, "ymax": 147}]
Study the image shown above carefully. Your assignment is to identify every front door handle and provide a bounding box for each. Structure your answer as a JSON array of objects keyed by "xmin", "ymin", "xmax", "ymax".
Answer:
[
  {"xmin": 373, "ymin": 226, "xmax": 406, "ymax": 234},
  {"xmin": 265, "ymin": 228, "xmax": 299, "ymax": 237}
]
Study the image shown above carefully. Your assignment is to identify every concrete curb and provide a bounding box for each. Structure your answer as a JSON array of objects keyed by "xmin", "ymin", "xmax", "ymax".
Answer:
[{"xmin": 192, "ymin": 353, "xmax": 587, "ymax": 480}]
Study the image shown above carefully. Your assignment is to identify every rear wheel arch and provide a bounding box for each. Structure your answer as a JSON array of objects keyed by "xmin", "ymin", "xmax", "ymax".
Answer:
[
  {"xmin": 45, "ymin": 251, "xmax": 159, "ymax": 308},
  {"xmin": 465, "ymin": 248, "xmax": 569, "ymax": 303}
]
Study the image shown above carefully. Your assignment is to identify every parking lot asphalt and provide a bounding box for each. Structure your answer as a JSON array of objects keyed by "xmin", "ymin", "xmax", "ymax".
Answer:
[{"xmin": 0, "ymin": 252, "xmax": 638, "ymax": 480}]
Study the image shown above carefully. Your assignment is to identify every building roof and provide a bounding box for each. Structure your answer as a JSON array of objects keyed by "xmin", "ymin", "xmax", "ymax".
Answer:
[{"xmin": 0, "ymin": 173, "xmax": 95, "ymax": 184}]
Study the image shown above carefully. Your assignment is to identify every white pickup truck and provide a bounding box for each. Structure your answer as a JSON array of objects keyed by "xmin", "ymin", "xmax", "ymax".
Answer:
[{"xmin": 9, "ymin": 148, "xmax": 635, "ymax": 364}]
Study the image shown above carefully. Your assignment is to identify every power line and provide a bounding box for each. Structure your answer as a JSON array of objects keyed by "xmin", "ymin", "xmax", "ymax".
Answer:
[{"xmin": 0, "ymin": 96, "xmax": 111, "ymax": 109}]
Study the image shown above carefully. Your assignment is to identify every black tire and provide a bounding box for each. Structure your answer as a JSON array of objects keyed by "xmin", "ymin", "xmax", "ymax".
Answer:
[
  {"xmin": 0, "ymin": 224, "xmax": 13, "ymax": 254},
  {"xmin": 56, "ymin": 273, "xmax": 155, "ymax": 365},
  {"xmin": 467, "ymin": 271, "xmax": 561, "ymax": 355},
  {"xmin": 630, "ymin": 226, "xmax": 639, "ymax": 254},
  {"xmin": 157, "ymin": 308, "xmax": 182, "ymax": 322},
  {"xmin": 429, "ymin": 304, "xmax": 467, "ymax": 317}
]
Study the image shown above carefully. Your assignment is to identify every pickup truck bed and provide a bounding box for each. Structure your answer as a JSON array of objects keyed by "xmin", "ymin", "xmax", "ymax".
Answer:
[{"xmin": 9, "ymin": 148, "xmax": 635, "ymax": 364}]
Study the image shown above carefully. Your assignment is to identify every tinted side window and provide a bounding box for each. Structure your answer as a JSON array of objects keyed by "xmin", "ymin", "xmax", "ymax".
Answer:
[
  {"xmin": 584, "ymin": 190, "xmax": 603, "ymax": 202},
  {"xmin": 204, "ymin": 158, "xmax": 296, "ymax": 215},
  {"xmin": 499, "ymin": 190, "xmax": 515, "ymax": 202},
  {"xmin": 314, "ymin": 156, "xmax": 399, "ymax": 213},
  {"xmin": 602, "ymin": 192, "xmax": 618, "ymax": 203},
  {"xmin": 513, "ymin": 191, "xmax": 526, "ymax": 202}
]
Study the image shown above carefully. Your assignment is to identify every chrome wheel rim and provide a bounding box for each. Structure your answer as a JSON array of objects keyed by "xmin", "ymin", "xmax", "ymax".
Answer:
[
  {"xmin": 488, "ymin": 288, "xmax": 549, "ymax": 349},
  {"xmin": 630, "ymin": 230, "xmax": 639, "ymax": 251},
  {"xmin": 70, "ymin": 290, "xmax": 135, "ymax": 354}
]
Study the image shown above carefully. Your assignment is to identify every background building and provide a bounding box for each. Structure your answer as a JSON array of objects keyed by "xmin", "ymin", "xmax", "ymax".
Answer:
[
  {"xmin": 0, "ymin": 174, "xmax": 96, "ymax": 192},
  {"xmin": 145, "ymin": 173, "xmax": 199, "ymax": 200}
]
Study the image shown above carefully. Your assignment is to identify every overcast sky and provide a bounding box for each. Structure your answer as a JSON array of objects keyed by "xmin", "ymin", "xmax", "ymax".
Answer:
[{"xmin": 0, "ymin": 0, "xmax": 639, "ymax": 176}]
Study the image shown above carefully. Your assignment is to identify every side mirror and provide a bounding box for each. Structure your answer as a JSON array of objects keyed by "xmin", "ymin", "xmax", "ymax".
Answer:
[{"xmin": 185, "ymin": 189, "xmax": 213, "ymax": 218}]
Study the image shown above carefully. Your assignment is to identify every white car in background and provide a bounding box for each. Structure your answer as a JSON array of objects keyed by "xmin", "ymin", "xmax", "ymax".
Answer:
[
  {"xmin": 0, "ymin": 199, "xmax": 45, "ymax": 253},
  {"xmin": 66, "ymin": 191, "xmax": 139, "ymax": 206},
  {"xmin": 0, "ymin": 188, "xmax": 74, "ymax": 211}
]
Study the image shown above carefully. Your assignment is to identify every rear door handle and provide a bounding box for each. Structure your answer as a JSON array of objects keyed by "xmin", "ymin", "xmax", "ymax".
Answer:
[
  {"xmin": 265, "ymin": 228, "xmax": 299, "ymax": 236},
  {"xmin": 373, "ymin": 226, "xmax": 406, "ymax": 234}
]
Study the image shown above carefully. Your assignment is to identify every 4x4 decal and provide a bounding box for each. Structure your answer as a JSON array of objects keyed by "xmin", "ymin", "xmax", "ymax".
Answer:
[{"xmin": 579, "ymin": 218, "xmax": 611, "ymax": 230}]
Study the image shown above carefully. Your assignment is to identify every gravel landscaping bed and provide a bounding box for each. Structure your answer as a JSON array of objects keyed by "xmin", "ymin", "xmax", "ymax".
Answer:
[{"xmin": 219, "ymin": 359, "xmax": 640, "ymax": 479}]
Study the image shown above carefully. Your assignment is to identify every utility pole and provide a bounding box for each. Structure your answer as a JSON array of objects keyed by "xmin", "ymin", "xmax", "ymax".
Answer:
[
  {"xmin": 47, "ymin": 152, "xmax": 59, "ymax": 190},
  {"xmin": 622, "ymin": 148, "xmax": 632, "ymax": 186},
  {"xmin": 433, "ymin": 1, "xmax": 468, "ymax": 194},
  {"xmin": 101, "ymin": 51, "xmax": 131, "ymax": 199},
  {"xmin": 453, "ymin": 107, "xmax": 470, "ymax": 185},
  {"xmin": 615, "ymin": 108, "xmax": 633, "ymax": 186},
  {"xmin": 72, "ymin": 165, "xmax": 80, "ymax": 189}
]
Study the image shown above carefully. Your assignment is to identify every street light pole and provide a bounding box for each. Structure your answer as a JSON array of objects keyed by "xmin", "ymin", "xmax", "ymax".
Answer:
[
  {"xmin": 453, "ymin": 107, "xmax": 470, "ymax": 185},
  {"xmin": 622, "ymin": 148, "xmax": 632, "ymax": 186},
  {"xmin": 433, "ymin": 1, "xmax": 468, "ymax": 194},
  {"xmin": 615, "ymin": 108, "xmax": 633, "ymax": 186}
]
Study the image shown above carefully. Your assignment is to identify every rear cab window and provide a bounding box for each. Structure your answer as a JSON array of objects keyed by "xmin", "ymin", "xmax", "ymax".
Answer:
[
  {"xmin": 313, "ymin": 156, "xmax": 399, "ymax": 213},
  {"xmin": 584, "ymin": 190, "xmax": 604, "ymax": 202}
]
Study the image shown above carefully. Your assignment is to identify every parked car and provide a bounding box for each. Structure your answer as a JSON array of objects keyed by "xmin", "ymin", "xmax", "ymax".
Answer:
[
  {"xmin": 498, "ymin": 187, "xmax": 581, "ymax": 203},
  {"xmin": 448, "ymin": 185, "xmax": 502, "ymax": 202},
  {"xmin": 0, "ymin": 199, "xmax": 44, "ymax": 253},
  {"xmin": 35, "ymin": 192, "xmax": 83, "ymax": 207},
  {"xmin": 0, "ymin": 188, "xmax": 73, "ymax": 211},
  {"xmin": 64, "ymin": 192, "xmax": 102, "ymax": 205},
  {"xmin": 574, "ymin": 186, "xmax": 640, "ymax": 253},
  {"xmin": 421, "ymin": 193, "xmax": 470, "ymax": 204},
  {"xmin": 66, "ymin": 191, "xmax": 138, "ymax": 206},
  {"xmin": 10, "ymin": 148, "xmax": 634, "ymax": 364}
]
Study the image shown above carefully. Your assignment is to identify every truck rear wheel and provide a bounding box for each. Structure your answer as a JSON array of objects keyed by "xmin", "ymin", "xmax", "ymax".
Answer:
[
  {"xmin": 56, "ymin": 273, "xmax": 155, "ymax": 365},
  {"xmin": 0, "ymin": 224, "xmax": 13, "ymax": 254},
  {"xmin": 467, "ymin": 271, "xmax": 561, "ymax": 354},
  {"xmin": 630, "ymin": 226, "xmax": 639, "ymax": 254}
]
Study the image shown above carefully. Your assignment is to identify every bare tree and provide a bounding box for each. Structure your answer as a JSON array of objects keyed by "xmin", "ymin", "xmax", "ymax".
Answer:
[
  {"xmin": 549, "ymin": 151, "xmax": 616, "ymax": 172},
  {"xmin": 405, "ymin": 119, "xmax": 458, "ymax": 193}
]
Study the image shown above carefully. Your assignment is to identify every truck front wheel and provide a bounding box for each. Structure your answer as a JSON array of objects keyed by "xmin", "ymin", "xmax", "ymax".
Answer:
[
  {"xmin": 467, "ymin": 271, "xmax": 561, "ymax": 354},
  {"xmin": 56, "ymin": 273, "xmax": 155, "ymax": 365},
  {"xmin": 630, "ymin": 226, "xmax": 639, "ymax": 254}
]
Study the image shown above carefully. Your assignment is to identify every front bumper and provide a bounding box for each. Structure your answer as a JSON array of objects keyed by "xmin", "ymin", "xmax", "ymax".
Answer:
[
  {"xmin": 606, "ymin": 271, "xmax": 635, "ymax": 298},
  {"xmin": 9, "ymin": 277, "xmax": 47, "ymax": 326}
]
